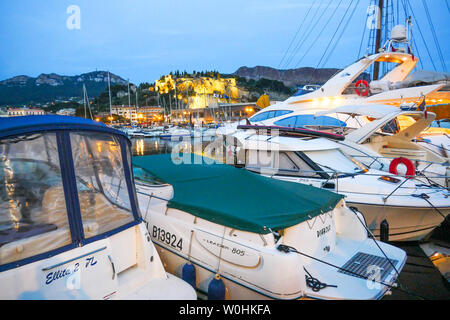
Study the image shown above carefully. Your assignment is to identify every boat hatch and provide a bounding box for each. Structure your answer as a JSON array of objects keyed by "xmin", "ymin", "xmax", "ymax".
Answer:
[{"xmin": 338, "ymin": 252, "xmax": 398, "ymax": 283}]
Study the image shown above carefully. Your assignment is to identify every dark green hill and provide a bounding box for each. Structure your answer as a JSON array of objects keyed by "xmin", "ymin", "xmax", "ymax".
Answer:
[{"xmin": 0, "ymin": 71, "xmax": 127, "ymax": 106}]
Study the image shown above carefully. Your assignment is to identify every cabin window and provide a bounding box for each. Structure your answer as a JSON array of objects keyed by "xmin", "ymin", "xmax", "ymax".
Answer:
[
  {"xmin": 275, "ymin": 152, "xmax": 323, "ymax": 178},
  {"xmin": 379, "ymin": 119, "xmax": 400, "ymax": 134},
  {"xmin": 303, "ymin": 149, "xmax": 365, "ymax": 176},
  {"xmin": 0, "ymin": 133, "xmax": 72, "ymax": 266},
  {"xmin": 246, "ymin": 150, "xmax": 273, "ymax": 169},
  {"xmin": 250, "ymin": 110, "xmax": 293, "ymax": 122},
  {"xmin": 245, "ymin": 150, "xmax": 321, "ymax": 178},
  {"xmin": 273, "ymin": 115, "xmax": 347, "ymax": 128},
  {"xmin": 70, "ymin": 133, "xmax": 134, "ymax": 238},
  {"xmin": 277, "ymin": 152, "xmax": 299, "ymax": 171}
]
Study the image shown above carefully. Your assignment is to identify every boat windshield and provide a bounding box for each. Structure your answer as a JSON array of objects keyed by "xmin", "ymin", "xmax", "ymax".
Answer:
[
  {"xmin": 133, "ymin": 167, "xmax": 166, "ymax": 185},
  {"xmin": 0, "ymin": 133, "xmax": 72, "ymax": 266},
  {"xmin": 303, "ymin": 149, "xmax": 366, "ymax": 176},
  {"xmin": 431, "ymin": 119, "xmax": 450, "ymax": 129}
]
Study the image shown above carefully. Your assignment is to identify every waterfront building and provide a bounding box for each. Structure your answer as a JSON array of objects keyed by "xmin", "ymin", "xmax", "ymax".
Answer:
[{"xmin": 7, "ymin": 107, "xmax": 45, "ymax": 116}]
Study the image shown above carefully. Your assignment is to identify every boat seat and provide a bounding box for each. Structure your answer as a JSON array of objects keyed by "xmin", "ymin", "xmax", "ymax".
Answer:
[
  {"xmin": 0, "ymin": 186, "xmax": 72, "ymax": 265},
  {"xmin": 39, "ymin": 186, "xmax": 69, "ymax": 228},
  {"xmin": 78, "ymin": 191, "xmax": 133, "ymax": 236},
  {"xmin": 0, "ymin": 186, "xmax": 134, "ymax": 265},
  {"xmin": 0, "ymin": 227, "xmax": 71, "ymax": 265}
]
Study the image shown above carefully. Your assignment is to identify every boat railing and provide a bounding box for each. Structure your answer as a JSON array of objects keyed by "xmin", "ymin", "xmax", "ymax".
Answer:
[
  {"xmin": 246, "ymin": 165, "xmax": 450, "ymax": 197},
  {"xmin": 245, "ymin": 165, "xmax": 449, "ymax": 181},
  {"xmin": 350, "ymin": 154, "xmax": 449, "ymax": 168},
  {"xmin": 349, "ymin": 154, "xmax": 449, "ymax": 186}
]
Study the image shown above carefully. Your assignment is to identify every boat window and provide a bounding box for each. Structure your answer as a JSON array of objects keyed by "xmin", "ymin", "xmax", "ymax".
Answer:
[
  {"xmin": 246, "ymin": 150, "xmax": 272, "ymax": 169},
  {"xmin": 70, "ymin": 132, "xmax": 134, "ymax": 238},
  {"xmin": 292, "ymin": 85, "xmax": 321, "ymax": 96},
  {"xmin": 245, "ymin": 150, "xmax": 322, "ymax": 178},
  {"xmin": 274, "ymin": 115, "xmax": 347, "ymax": 128},
  {"xmin": 380, "ymin": 119, "xmax": 400, "ymax": 134},
  {"xmin": 431, "ymin": 119, "xmax": 450, "ymax": 129},
  {"xmin": 0, "ymin": 133, "xmax": 72, "ymax": 266},
  {"xmin": 250, "ymin": 110, "xmax": 293, "ymax": 122},
  {"xmin": 303, "ymin": 149, "xmax": 365, "ymax": 176},
  {"xmin": 278, "ymin": 152, "xmax": 299, "ymax": 171}
]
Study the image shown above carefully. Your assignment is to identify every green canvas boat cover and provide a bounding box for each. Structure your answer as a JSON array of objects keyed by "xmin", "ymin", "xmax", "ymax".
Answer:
[{"xmin": 132, "ymin": 153, "xmax": 344, "ymax": 234}]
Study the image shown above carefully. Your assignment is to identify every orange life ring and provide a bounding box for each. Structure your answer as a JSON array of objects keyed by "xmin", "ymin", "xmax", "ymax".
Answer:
[
  {"xmin": 355, "ymin": 80, "xmax": 370, "ymax": 96},
  {"xmin": 389, "ymin": 157, "xmax": 415, "ymax": 176}
]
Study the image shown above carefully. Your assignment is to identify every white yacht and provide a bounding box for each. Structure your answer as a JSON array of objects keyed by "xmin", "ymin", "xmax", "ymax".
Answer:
[
  {"xmin": 159, "ymin": 127, "xmax": 192, "ymax": 140},
  {"xmin": 313, "ymin": 105, "xmax": 449, "ymax": 188},
  {"xmin": 132, "ymin": 153, "xmax": 407, "ymax": 300},
  {"xmin": 0, "ymin": 115, "xmax": 196, "ymax": 300},
  {"xmin": 227, "ymin": 25, "xmax": 449, "ymax": 136},
  {"xmin": 223, "ymin": 128, "xmax": 450, "ymax": 242}
]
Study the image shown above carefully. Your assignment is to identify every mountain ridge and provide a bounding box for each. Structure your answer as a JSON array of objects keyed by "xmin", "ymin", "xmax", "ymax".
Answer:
[
  {"xmin": 0, "ymin": 71, "xmax": 128, "ymax": 105},
  {"xmin": 233, "ymin": 65, "xmax": 341, "ymax": 87}
]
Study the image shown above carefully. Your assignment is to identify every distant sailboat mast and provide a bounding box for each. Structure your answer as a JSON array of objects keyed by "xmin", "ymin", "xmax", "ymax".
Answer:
[
  {"xmin": 83, "ymin": 84, "xmax": 93, "ymax": 119},
  {"xmin": 135, "ymin": 86, "xmax": 139, "ymax": 125},
  {"xmin": 128, "ymin": 79, "xmax": 133, "ymax": 125},
  {"xmin": 83, "ymin": 84, "xmax": 87, "ymax": 118},
  {"xmin": 108, "ymin": 72, "xmax": 112, "ymax": 125}
]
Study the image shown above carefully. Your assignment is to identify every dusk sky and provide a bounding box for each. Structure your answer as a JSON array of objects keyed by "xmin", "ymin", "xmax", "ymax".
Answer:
[{"xmin": 0, "ymin": 0, "xmax": 449, "ymax": 84}]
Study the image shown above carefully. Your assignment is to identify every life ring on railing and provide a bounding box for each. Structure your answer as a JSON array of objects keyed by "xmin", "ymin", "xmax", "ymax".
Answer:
[
  {"xmin": 355, "ymin": 80, "xmax": 370, "ymax": 96},
  {"xmin": 389, "ymin": 157, "xmax": 415, "ymax": 176}
]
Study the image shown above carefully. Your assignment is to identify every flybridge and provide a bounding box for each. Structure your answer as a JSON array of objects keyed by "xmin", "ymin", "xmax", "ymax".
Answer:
[{"xmin": 236, "ymin": 124, "xmax": 345, "ymax": 141}]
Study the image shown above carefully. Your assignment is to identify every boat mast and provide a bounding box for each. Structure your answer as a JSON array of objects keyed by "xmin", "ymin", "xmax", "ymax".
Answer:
[
  {"xmin": 83, "ymin": 83, "xmax": 87, "ymax": 118},
  {"xmin": 372, "ymin": 0, "xmax": 384, "ymax": 80},
  {"xmin": 108, "ymin": 72, "xmax": 112, "ymax": 125},
  {"xmin": 83, "ymin": 84, "xmax": 93, "ymax": 119},
  {"xmin": 128, "ymin": 79, "xmax": 132, "ymax": 126}
]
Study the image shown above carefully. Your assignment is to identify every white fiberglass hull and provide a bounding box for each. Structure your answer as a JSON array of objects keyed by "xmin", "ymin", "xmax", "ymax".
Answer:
[
  {"xmin": 0, "ymin": 222, "xmax": 197, "ymax": 300},
  {"xmin": 271, "ymin": 173, "xmax": 450, "ymax": 242},
  {"xmin": 153, "ymin": 243, "xmax": 275, "ymax": 300},
  {"xmin": 345, "ymin": 202, "xmax": 449, "ymax": 241}
]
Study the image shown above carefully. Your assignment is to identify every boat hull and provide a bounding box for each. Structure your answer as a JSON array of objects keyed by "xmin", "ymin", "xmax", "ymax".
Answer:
[
  {"xmin": 154, "ymin": 243, "xmax": 291, "ymax": 300},
  {"xmin": 346, "ymin": 202, "xmax": 450, "ymax": 241},
  {"xmin": 159, "ymin": 134, "xmax": 192, "ymax": 140}
]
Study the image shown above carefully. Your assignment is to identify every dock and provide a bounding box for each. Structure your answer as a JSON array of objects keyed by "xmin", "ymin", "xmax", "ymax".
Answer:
[{"xmin": 385, "ymin": 242, "xmax": 450, "ymax": 300}]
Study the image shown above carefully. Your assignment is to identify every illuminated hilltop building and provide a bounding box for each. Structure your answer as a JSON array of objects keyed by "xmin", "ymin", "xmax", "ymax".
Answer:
[{"xmin": 154, "ymin": 74, "xmax": 246, "ymax": 110}]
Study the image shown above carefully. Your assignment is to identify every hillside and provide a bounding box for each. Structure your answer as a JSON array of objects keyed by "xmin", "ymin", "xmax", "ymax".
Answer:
[
  {"xmin": 0, "ymin": 71, "xmax": 128, "ymax": 106},
  {"xmin": 234, "ymin": 66, "xmax": 341, "ymax": 87}
]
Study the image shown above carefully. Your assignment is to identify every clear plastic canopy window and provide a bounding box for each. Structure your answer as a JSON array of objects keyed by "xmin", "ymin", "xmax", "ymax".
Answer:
[
  {"xmin": 0, "ymin": 133, "xmax": 71, "ymax": 265},
  {"xmin": 70, "ymin": 132, "xmax": 134, "ymax": 238}
]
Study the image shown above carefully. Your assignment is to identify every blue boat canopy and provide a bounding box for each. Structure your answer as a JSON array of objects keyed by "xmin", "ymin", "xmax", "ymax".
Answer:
[
  {"xmin": 0, "ymin": 115, "xmax": 127, "ymax": 139},
  {"xmin": 133, "ymin": 153, "xmax": 344, "ymax": 234}
]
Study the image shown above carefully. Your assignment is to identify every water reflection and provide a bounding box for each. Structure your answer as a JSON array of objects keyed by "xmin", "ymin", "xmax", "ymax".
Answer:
[
  {"xmin": 132, "ymin": 137, "xmax": 216, "ymax": 156},
  {"xmin": 135, "ymin": 139, "xmax": 144, "ymax": 156}
]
